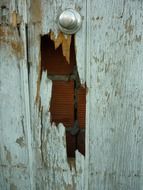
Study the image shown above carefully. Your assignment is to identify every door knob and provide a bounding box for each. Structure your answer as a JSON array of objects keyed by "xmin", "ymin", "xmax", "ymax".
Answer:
[{"xmin": 58, "ymin": 9, "xmax": 82, "ymax": 34}]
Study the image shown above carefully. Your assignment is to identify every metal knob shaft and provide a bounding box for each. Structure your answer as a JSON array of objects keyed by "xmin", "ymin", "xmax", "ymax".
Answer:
[{"xmin": 58, "ymin": 9, "xmax": 82, "ymax": 34}]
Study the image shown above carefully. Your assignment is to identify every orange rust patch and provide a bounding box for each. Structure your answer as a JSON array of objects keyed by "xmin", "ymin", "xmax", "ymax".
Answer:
[{"xmin": 50, "ymin": 32, "xmax": 71, "ymax": 63}]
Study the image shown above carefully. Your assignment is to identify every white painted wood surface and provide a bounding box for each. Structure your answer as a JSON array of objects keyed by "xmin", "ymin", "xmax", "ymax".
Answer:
[
  {"xmin": 1, "ymin": 0, "xmax": 143, "ymax": 189},
  {"xmin": 1, "ymin": 0, "xmax": 86, "ymax": 188},
  {"xmin": 0, "ymin": 1, "xmax": 32, "ymax": 189},
  {"xmin": 27, "ymin": 0, "xmax": 86, "ymax": 189},
  {"xmin": 89, "ymin": 0, "xmax": 143, "ymax": 189}
]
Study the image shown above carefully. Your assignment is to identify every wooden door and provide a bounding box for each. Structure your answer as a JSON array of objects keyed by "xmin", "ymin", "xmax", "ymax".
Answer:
[
  {"xmin": 1, "ymin": 0, "xmax": 86, "ymax": 189},
  {"xmin": 1, "ymin": 0, "xmax": 143, "ymax": 190}
]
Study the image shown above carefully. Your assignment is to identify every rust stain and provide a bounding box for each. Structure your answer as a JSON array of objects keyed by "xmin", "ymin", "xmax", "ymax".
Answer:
[{"xmin": 50, "ymin": 32, "xmax": 71, "ymax": 63}]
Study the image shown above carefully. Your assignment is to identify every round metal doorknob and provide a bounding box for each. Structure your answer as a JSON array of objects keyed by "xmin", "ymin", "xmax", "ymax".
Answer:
[{"xmin": 58, "ymin": 9, "xmax": 82, "ymax": 34}]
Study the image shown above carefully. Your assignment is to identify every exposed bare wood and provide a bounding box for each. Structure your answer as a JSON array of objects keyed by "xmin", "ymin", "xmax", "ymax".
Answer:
[
  {"xmin": 27, "ymin": 0, "xmax": 86, "ymax": 189},
  {"xmin": 50, "ymin": 32, "xmax": 71, "ymax": 63},
  {"xmin": 0, "ymin": 1, "xmax": 33, "ymax": 189},
  {"xmin": 11, "ymin": 11, "xmax": 21, "ymax": 27},
  {"xmin": 1, "ymin": 0, "xmax": 143, "ymax": 189},
  {"xmin": 40, "ymin": 0, "xmax": 86, "ymax": 84}
]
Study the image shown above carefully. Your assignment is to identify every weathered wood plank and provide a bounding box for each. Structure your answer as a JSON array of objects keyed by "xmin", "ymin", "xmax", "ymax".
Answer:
[
  {"xmin": 2, "ymin": 0, "xmax": 143, "ymax": 189},
  {"xmin": 0, "ymin": 1, "xmax": 33, "ymax": 189},
  {"xmin": 89, "ymin": 0, "xmax": 143, "ymax": 189},
  {"xmin": 27, "ymin": 0, "xmax": 86, "ymax": 189}
]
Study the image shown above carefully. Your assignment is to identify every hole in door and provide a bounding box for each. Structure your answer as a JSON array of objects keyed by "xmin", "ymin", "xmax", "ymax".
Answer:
[{"xmin": 41, "ymin": 33, "xmax": 86, "ymax": 157}]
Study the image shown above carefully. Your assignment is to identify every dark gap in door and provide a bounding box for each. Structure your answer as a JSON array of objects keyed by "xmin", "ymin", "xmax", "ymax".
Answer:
[{"xmin": 41, "ymin": 33, "xmax": 86, "ymax": 157}]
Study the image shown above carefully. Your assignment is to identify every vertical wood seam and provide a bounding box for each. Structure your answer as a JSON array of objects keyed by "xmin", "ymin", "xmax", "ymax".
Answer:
[
  {"xmin": 85, "ymin": 0, "xmax": 91, "ymax": 189},
  {"xmin": 20, "ymin": 1, "xmax": 34, "ymax": 189}
]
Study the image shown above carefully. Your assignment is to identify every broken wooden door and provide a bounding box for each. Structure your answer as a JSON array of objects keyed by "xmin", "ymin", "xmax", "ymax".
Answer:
[
  {"xmin": 1, "ymin": 0, "xmax": 143, "ymax": 190},
  {"xmin": 0, "ymin": 0, "xmax": 86, "ymax": 189}
]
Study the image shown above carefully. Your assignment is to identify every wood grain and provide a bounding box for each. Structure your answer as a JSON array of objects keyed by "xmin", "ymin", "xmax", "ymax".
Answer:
[
  {"xmin": 0, "ymin": 1, "xmax": 33, "ymax": 189},
  {"xmin": 89, "ymin": 0, "xmax": 143, "ymax": 189},
  {"xmin": 1, "ymin": 0, "xmax": 143, "ymax": 189},
  {"xmin": 27, "ymin": 0, "xmax": 86, "ymax": 189}
]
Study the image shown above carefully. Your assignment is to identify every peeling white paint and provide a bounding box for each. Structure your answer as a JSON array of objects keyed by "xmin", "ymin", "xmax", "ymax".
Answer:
[
  {"xmin": 27, "ymin": 1, "xmax": 86, "ymax": 189},
  {"xmin": 89, "ymin": 1, "xmax": 143, "ymax": 190},
  {"xmin": 0, "ymin": 2, "xmax": 32, "ymax": 190},
  {"xmin": 1, "ymin": 0, "xmax": 143, "ymax": 190}
]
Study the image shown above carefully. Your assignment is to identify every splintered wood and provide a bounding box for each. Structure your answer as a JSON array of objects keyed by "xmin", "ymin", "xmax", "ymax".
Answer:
[
  {"xmin": 0, "ymin": 0, "xmax": 86, "ymax": 189},
  {"xmin": 11, "ymin": 11, "xmax": 21, "ymax": 27},
  {"xmin": 50, "ymin": 32, "xmax": 71, "ymax": 63}
]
